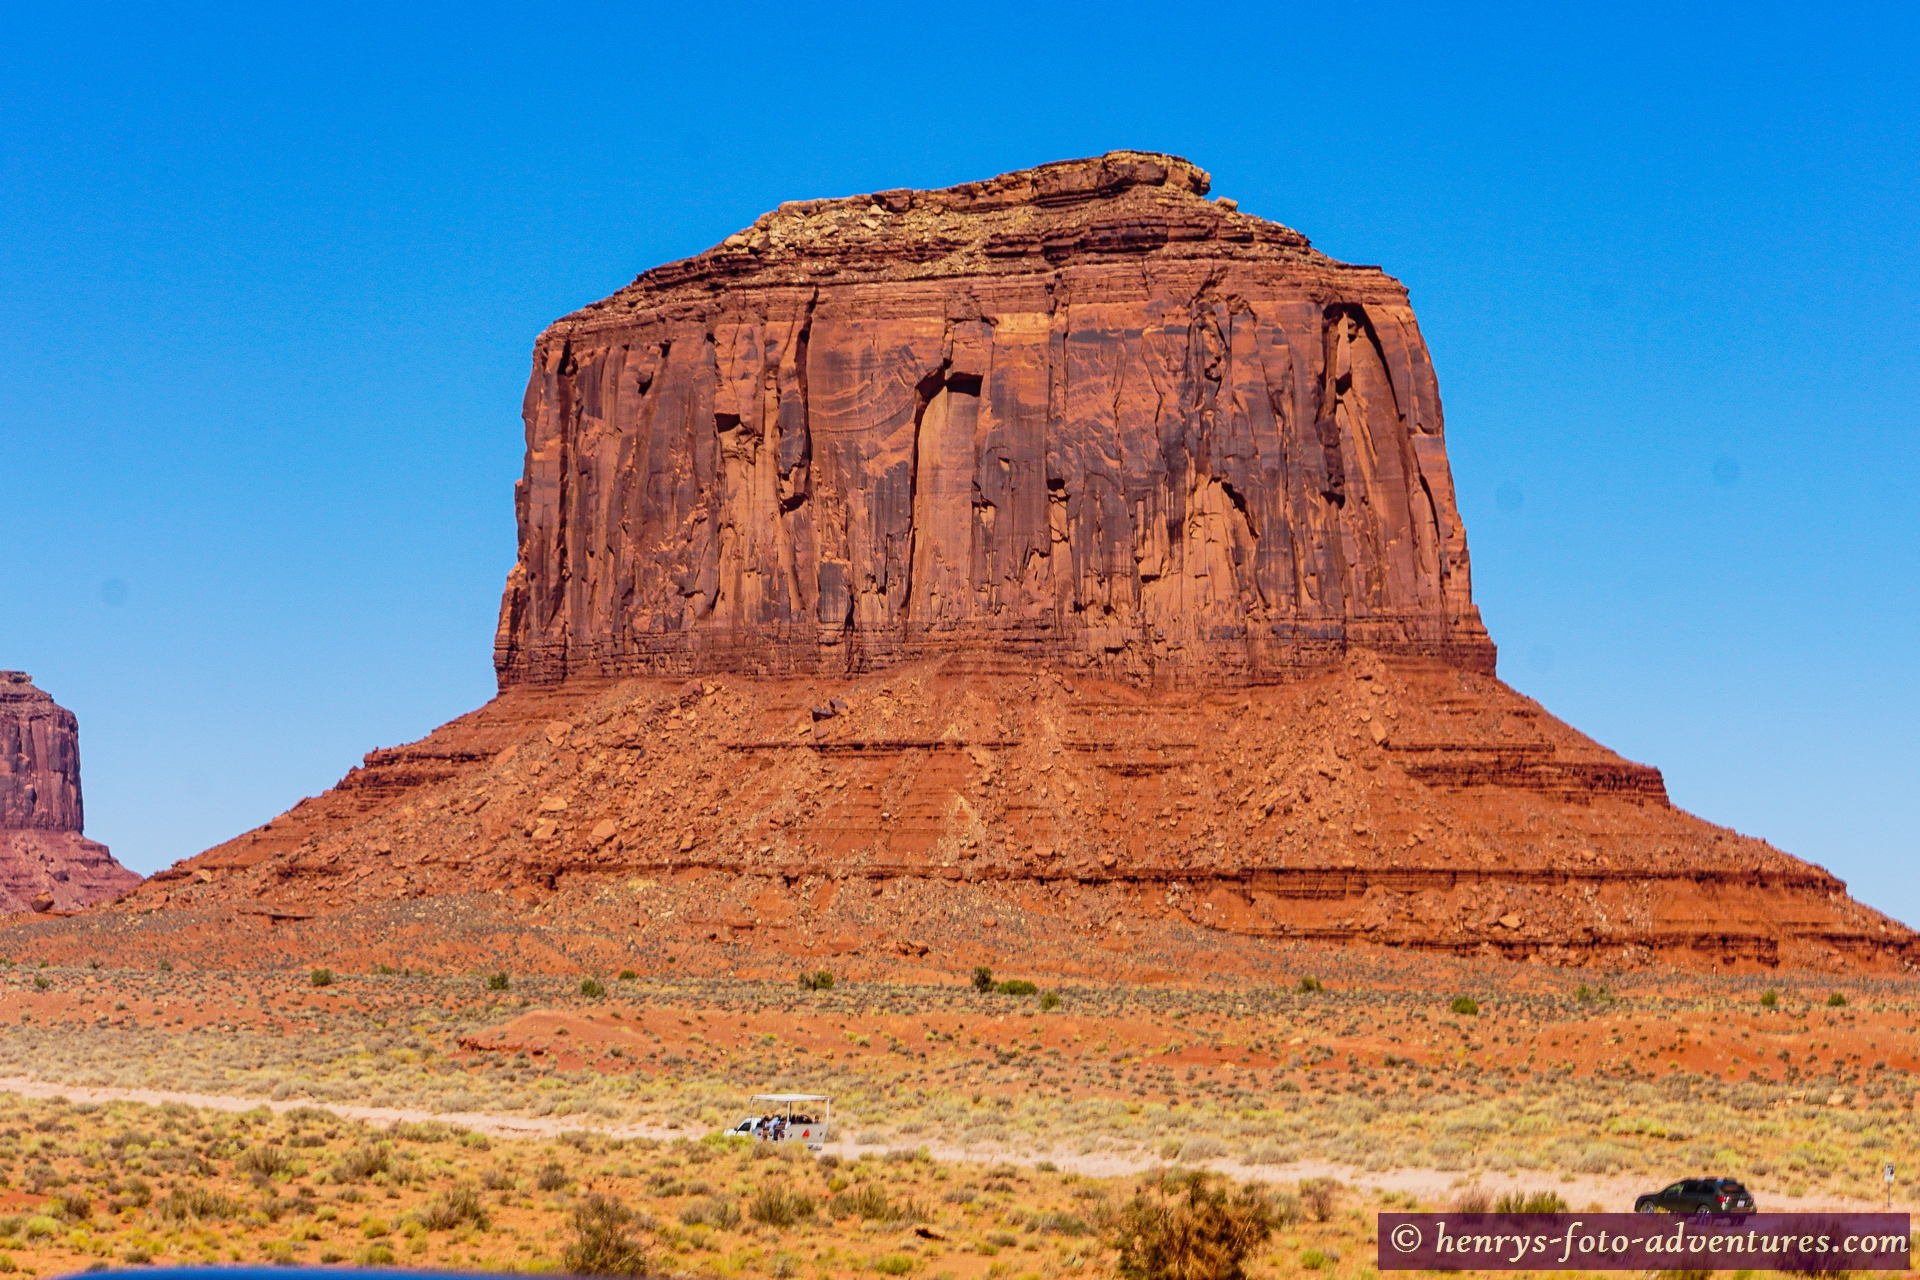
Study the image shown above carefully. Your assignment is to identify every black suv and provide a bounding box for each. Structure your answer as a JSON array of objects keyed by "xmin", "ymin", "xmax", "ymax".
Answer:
[{"xmin": 1635, "ymin": 1178, "xmax": 1755, "ymax": 1215}]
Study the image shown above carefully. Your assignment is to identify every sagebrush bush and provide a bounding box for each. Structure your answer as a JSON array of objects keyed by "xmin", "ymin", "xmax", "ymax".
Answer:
[
  {"xmin": 1113, "ymin": 1170, "xmax": 1275, "ymax": 1280},
  {"xmin": 678, "ymin": 1195, "xmax": 740, "ymax": 1228},
  {"xmin": 1450, "ymin": 1187, "xmax": 1491, "ymax": 1213},
  {"xmin": 749, "ymin": 1186, "xmax": 815, "ymax": 1227},
  {"xmin": 418, "ymin": 1186, "xmax": 489, "ymax": 1231},
  {"xmin": 827, "ymin": 1183, "xmax": 920, "ymax": 1223},
  {"xmin": 564, "ymin": 1194, "xmax": 649, "ymax": 1277},
  {"xmin": 330, "ymin": 1146, "xmax": 390, "ymax": 1182},
  {"xmin": 155, "ymin": 1189, "xmax": 244, "ymax": 1221},
  {"xmin": 1493, "ymin": 1190, "xmax": 1568, "ymax": 1214},
  {"xmin": 235, "ymin": 1144, "xmax": 290, "ymax": 1178},
  {"xmin": 1298, "ymin": 1178, "xmax": 1339, "ymax": 1223}
]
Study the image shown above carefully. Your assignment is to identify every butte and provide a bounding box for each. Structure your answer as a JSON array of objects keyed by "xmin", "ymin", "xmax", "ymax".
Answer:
[
  {"xmin": 1, "ymin": 671, "xmax": 139, "ymax": 914},
  {"xmin": 10, "ymin": 154, "xmax": 1911, "ymax": 976}
]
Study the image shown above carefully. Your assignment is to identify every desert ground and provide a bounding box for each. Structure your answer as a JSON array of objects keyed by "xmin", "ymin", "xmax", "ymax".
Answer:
[{"xmin": 0, "ymin": 945, "xmax": 1915, "ymax": 1277}]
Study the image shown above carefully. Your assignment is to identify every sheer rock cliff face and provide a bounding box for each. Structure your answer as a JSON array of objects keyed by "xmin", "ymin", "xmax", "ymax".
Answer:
[
  {"xmin": 494, "ymin": 153, "xmax": 1493, "ymax": 686},
  {"xmin": 0, "ymin": 672, "xmax": 139, "ymax": 913}
]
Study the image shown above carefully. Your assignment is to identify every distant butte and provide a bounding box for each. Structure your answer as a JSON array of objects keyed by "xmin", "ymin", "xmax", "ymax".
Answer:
[
  {"xmin": 10, "ymin": 154, "xmax": 1911, "ymax": 974},
  {"xmin": 0, "ymin": 671, "xmax": 139, "ymax": 914}
]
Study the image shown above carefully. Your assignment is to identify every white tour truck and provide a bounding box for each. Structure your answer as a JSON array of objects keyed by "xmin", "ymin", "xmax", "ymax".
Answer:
[{"xmin": 728, "ymin": 1093, "xmax": 831, "ymax": 1149}]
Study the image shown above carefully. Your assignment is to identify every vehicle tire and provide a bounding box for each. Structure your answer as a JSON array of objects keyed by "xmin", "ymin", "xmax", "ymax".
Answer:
[{"xmin": 1636, "ymin": 1203, "xmax": 1659, "ymax": 1214}]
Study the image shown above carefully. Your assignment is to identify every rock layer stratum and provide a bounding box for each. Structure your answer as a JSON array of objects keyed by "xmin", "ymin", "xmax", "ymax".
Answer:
[
  {"xmin": 494, "ymin": 152, "xmax": 1492, "ymax": 686},
  {"xmin": 0, "ymin": 671, "xmax": 139, "ymax": 913},
  {"xmin": 7, "ymin": 155, "xmax": 1909, "ymax": 974}
]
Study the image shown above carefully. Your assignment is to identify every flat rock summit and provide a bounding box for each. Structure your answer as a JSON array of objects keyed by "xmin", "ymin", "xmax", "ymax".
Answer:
[{"xmin": 11, "ymin": 154, "xmax": 1911, "ymax": 975}]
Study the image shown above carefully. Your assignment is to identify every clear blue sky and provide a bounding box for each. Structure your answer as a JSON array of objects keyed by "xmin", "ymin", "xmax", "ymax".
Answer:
[{"xmin": 4, "ymin": 4, "xmax": 1916, "ymax": 922}]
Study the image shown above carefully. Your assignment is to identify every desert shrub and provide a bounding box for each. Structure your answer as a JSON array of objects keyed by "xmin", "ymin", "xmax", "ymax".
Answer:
[
  {"xmin": 580, "ymin": 977, "xmax": 607, "ymax": 998},
  {"xmin": 1040, "ymin": 990, "xmax": 1062, "ymax": 1011},
  {"xmin": 157, "ymin": 959, "xmax": 172, "ymax": 972},
  {"xmin": 418, "ymin": 1186, "xmax": 489, "ymax": 1231},
  {"xmin": 48, "ymin": 1194, "xmax": 89, "ymax": 1221},
  {"xmin": 798, "ymin": 970, "xmax": 835, "ymax": 991},
  {"xmin": 679, "ymin": 1195, "xmax": 740, "ymax": 1229},
  {"xmin": 1179, "ymin": 1136, "xmax": 1228, "ymax": 1162},
  {"xmin": 1112, "ymin": 1170, "xmax": 1275, "ymax": 1280},
  {"xmin": 1493, "ymin": 1190, "xmax": 1568, "ymax": 1214},
  {"xmin": 1828, "ymin": 992, "xmax": 1848, "ymax": 1007},
  {"xmin": 309, "ymin": 969, "xmax": 333, "ymax": 987},
  {"xmin": 22, "ymin": 1217, "xmax": 59, "ymax": 1240},
  {"xmin": 236, "ymin": 1143, "xmax": 291, "ymax": 1177},
  {"xmin": 1451, "ymin": 996, "xmax": 1479, "ymax": 1016},
  {"xmin": 873, "ymin": 1254, "xmax": 914, "ymax": 1275},
  {"xmin": 1295, "ymin": 976, "xmax": 1323, "ymax": 994},
  {"xmin": 749, "ymin": 1186, "xmax": 816, "ymax": 1227},
  {"xmin": 330, "ymin": 1145, "xmax": 391, "ymax": 1182},
  {"xmin": 617, "ymin": 969, "xmax": 637, "ymax": 981},
  {"xmin": 1760, "ymin": 989, "xmax": 1780, "ymax": 1009},
  {"xmin": 829, "ymin": 1184, "xmax": 921, "ymax": 1223},
  {"xmin": 1032, "ymin": 1211, "xmax": 1092, "ymax": 1237},
  {"xmin": 373, "ymin": 964, "xmax": 398, "ymax": 975},
  {"xmin": 971, "ymin": 966, "xmax": 994, "ymax": 993},
  {"xmin": 486, "ymin": 971, "xmax": 510, "ymax": 991},
  {"xmin": 1450, "ymin": 1187, "xmax": 1491, "ymax": 1214},
  {"xmin": 1300, "ymin": 1248, "xmax": 1329, "ymax": 1270},
  {"xmin": 155, "ymin": 1188, "xmax": 244, "ymax": 1221},
  {"xmin": 995, "ymin": 979, "xmax": 1039, "ymax": 996},
  {"xmin": 536, "ymin": 1162, "xmax": 572, "ymax": 1191},
  {"xmin": 480, "ymin": 1168, "xmax": 515, "ymax": 1191},
  {"xmin": 355, "ymin": 1243, "xmax": 395, "ymax": 1265},
  {"xmin": 1298, "ymin": 1178, "xmax": 1340, "ymax": 1222},
  {"xmin": 565, "ymin": 1194, "xmax": 649, "ymax": 1276}
]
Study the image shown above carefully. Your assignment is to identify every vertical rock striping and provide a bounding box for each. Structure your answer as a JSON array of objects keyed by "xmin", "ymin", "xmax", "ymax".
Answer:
[{"xmin": 494, "ymin": 153, "xmax": 1493, "ymax": 686}]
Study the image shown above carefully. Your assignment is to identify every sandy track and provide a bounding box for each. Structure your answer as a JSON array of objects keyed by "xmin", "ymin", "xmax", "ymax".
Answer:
[{"xmin": 0, "ymin": 1075, "xmax": 1894, "ymax": 1215}]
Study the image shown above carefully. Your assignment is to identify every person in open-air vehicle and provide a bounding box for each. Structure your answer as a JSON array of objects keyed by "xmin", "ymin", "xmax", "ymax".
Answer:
[{"xmin": 731, "ymin": 1093, "xmax": 831, "ymax": 1148}]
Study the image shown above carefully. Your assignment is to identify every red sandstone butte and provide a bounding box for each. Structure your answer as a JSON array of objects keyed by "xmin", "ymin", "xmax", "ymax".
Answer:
[
  {"xmin": 493, "ymin": 151, "xmax": 1492, "ymax": 685},
  {"xmin": 14, "ymin": 154, "xmax": 1912, "ymax": 974},
  {"xmin": 0, "ymin": 671, "xmax": 139, "ymax": 913}
]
